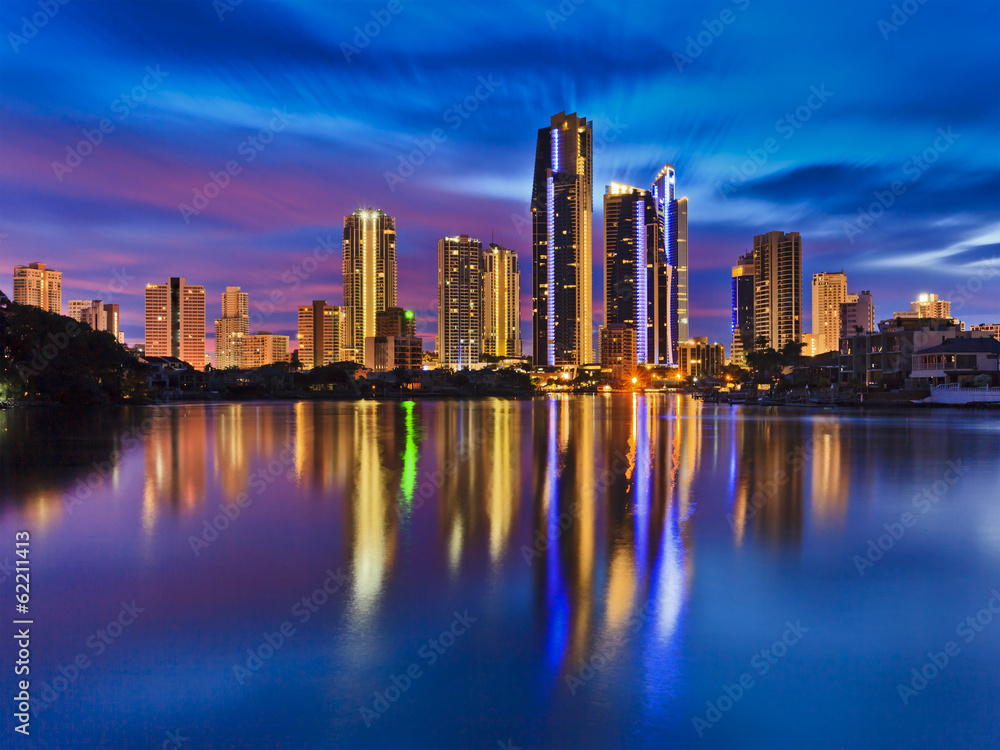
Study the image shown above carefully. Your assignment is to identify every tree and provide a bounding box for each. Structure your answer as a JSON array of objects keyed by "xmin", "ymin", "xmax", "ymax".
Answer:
[{"xmin": 290, "ymin": 350, "xmax": 303, "ymax": 371}]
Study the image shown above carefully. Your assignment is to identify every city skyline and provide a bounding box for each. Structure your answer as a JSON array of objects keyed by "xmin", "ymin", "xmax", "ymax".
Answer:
[{"xmin": 1, "ymin": 1, "xmax": 997, "ymax": 355}]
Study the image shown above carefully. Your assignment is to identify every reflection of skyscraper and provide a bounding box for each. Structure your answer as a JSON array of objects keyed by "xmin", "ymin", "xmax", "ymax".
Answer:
[
  {"xmin": 438, "ymin": 235, "xmax": 483, "ymax": 367},
  {"xmin": 731, "ymin": 254, "xmax": 754, "ymax": 365},
  {"xmin": 347, "ymin": 403, "xmax": 397, "ymax": 622},
  {"xmin": 810, "ymin": 420, "xmax": 850, "ymax": 526},
  {"xmin": 215, "ymin": 286, "xmax": 248, "ymax": 370},
  {"xmin": 603, "ymin": 183, "xmax": 666, "ymax": 364},
  {"xmin": 753, "ymin": 231, "xmax": 802, "ymax": 350},
  {"xmin": 343, "ymin": 208, "xmax": 397, "ymax": 363},
  {"xmin": 531, "ymin": 112, "xmax": 594, "ymax": 365},
  {"xmin": 143, "ymin": 408, "xmax": 207, "ymax": 510}
]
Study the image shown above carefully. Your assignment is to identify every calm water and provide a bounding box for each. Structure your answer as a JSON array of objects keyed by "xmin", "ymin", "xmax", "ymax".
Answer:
[{"xmin": 1, "ymin": 397, "xmax": 998, "ymax": 749}]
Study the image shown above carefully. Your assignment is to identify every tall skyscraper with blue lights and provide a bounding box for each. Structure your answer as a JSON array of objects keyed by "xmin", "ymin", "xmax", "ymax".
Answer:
[
  {"xmin": 652, "ymin": 164, "xmax": 688, "ymax": 363},
  {"xmin": 531, "ymin": 112, "xmax": 594, "ymax": 366}
]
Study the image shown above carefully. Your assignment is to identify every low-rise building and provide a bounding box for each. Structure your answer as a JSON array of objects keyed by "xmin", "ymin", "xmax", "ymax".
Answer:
[
  {"xmin": 911, "ymin": 337, "xmax": 1000, "ymax": 386},
  {"xmin": 241, "ymin": 332, "xmax": 290, "ymax": 369},
  {"xmin": 364, "ymin": 335, "xmax": 422, "ymax": 371},
  {"xmin": 599, "ymin": 324, "xmax": 637, "ymax": 380},
  {"xmin": 677, "ymin": 337, "xmax": 725, "ymax": 379},
  {"xmin": 839, "ymin": 318, "xmax": 989, "ymax": 386}
]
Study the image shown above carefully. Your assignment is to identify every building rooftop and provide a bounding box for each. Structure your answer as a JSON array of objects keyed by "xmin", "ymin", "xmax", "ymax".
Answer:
[{"xmin": 914, "ymin": 337, "xmax": 1000, "ymax": 355}]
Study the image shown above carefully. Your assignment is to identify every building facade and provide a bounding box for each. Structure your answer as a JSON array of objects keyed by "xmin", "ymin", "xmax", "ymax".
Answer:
[
  {"xmin": 297, "ymin": 300, "xmax": 341, "ymax": 369},
  {"xmin": 482, "ymin": 243, "xmax": 521, "ymax": 358},
  {"xmin": 438, "ymin": 235, "xmax": 482, "ymax": 368},
  {"xmin": 652, "ymin": 165, "xmax": 688, "ymax": 362},
  {"xmin": 753, "ymin": 231, "xmax": 802, "ymax": 350},
  {"xmin": 603, "ymin": 182, "xmax": 668, "ymax": 367},
  {"xmin": 840, "ymin": 290, "xmax": 875, "ymax": 337},
  {"xmin": 376, "ymin": 306, "xmax": 416, "ymax": 337},
  {"xmin": 364, "ymin": 335, "xmax": 423, "ymax": 371},
  {"xmin": 677, "ymin": 337, "xmax": 725, "ymax": 379},
  {"xmin": 599, "ymin": 324, "xmax": 638, "ymax": 380},
  {"xmin": 895, "ymin": 293, "xmax": 951, "ymax": 320},
  {"xmin": 240, "ymin": 332, "xmax": 289, "ymax": 369},
  {"xmin": 13, "ymin": 262, "xmax": 62, "ymax": 313},
  {"xmin": 343, "ymin": 208, "xmax": 396, "ymax": 363},
  {"xmin": 144, "ymin": 277, "xmax": 206, "ymax": 370},
  {"xmin": 811, "ymin": 271, "xmax": 848, "ymax": 355},
  {"xmin": 731, "ymin": 253, "xmax": 754, "ymax": 365},
  {"xmin": 531, "ymin": 111, "xmax": 594, "ymax": 365},
  {"xmin": 213, "ymin": 286, "xmax": 249, "ymax": 370}
]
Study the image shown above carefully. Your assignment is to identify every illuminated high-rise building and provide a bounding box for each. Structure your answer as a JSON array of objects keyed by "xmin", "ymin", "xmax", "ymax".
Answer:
[
  {"xmin": 144, "ymin": 277, "xmax": 206, "ymax": 370},
  {"xmin": 651, "ymin": 166, "xmax": 689, "ymax": 362},
  {"xmin": 376, "ymin": 307, "xmax": 416, "ymax": 337},
  {"xmin": 896, "ymin": 293, "xmax": 951, "ymax": 320},
  {"xmin": 602, "ymin": 183, "xmax": 667, "ymax": 365},
  {"xmin": 13, "ymin": 262, "xmax": 61, "ymax": 313},
  {"xmin": 731, "ymin": 253, "xmax": 755, "ymax": 365},
  {"xmin": 438, "ymin": 235, "xmax": 482, "ymax": 368},
  {"xmin": 531, "ymin": 111, "xmax": 593, "ymax": 365},
  {"xmin": 343, "ymin": 208, "xmax": 396, "ymax": 363},
  {"xmin": 753, "ymin": 231, "xmax": 802, "ymax": 350},
  {"xmin": 811, "ymin": 271, "xmax": 848, "ymax": 354},
  {"xmin": 214, "ymin": 286, "xmax": 248, "ymax": 369},
  {"xmin": 297, "ymin": 300, "xmax": 341, "ymax": 369},
  {"xmin": 482, "ymin": 242, "xmax": 521, "ymax": 358}
]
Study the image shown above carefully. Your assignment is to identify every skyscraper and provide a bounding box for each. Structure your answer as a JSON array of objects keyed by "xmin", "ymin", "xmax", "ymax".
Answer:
[
  {"xmin": 897, "ymin": 293, "xmax": 951, "ymax": 319},
  {"xmin": 811, "ymin": 271, "xmax": 848, "ymax": 354},
  {"xmin": 603, "ymin": 183, "xmax": 666, "ymax": 366},
  {"xmin": 297, "ymin": 300, "xmax": 341, "ymax": 369},
  {"xmin": 376, "ymin": 307, "xmax": 416, "ymax": 337},
  {"xmin": 214, "ymin": 286, "xmax": 249, "ymax": 369},
  {"xmin": 438, "ymin": 234, "xmax": 482, "ymax": 367},
  {"xmin": 753, "ymin": 231, "xmax": 802, "ymax": 350},
  {"xmin": 343, "ymin": 208, "xmax": 396, "ymax": 363},
  {"xmin": 13, "ymin": 262, "xmax": 61, "ymax": 313},
  {"xmin": 482, "ymin": 242, "xmax": 521, "ymax": 358},
  {"xmin": 144, "ymin": 277, "xmax": 206, "ymax": 370},
  {"xmin": 652, "ymin": 165, "xmax": 688, "ymax": 362},
  {"xmin": 531, "ymin": 111, "xmax": 593, "ymax": 365},
  {"xmin": 731, "ymin": 253, "xmax": 754, "ymax": 365},
  {"xmin": 241, "ymin": 332, "xmax": 289, "ymax": 368}
]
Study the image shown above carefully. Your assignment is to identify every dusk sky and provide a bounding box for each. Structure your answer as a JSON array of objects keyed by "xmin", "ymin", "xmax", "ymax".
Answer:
[{"xmin": 2, "ymin": 0, "xmax": 998, "ymax": 354}]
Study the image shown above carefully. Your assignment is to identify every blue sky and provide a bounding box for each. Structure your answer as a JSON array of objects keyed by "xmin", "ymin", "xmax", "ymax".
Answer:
[{"xmin": 2, "ymin": 0, "xmax": 998, "ymax": 353}]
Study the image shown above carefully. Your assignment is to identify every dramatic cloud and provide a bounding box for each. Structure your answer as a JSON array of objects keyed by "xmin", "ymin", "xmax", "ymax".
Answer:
[{"xmin": 1, "ymin": 0, "xmax": 997, "ymax": 351}]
